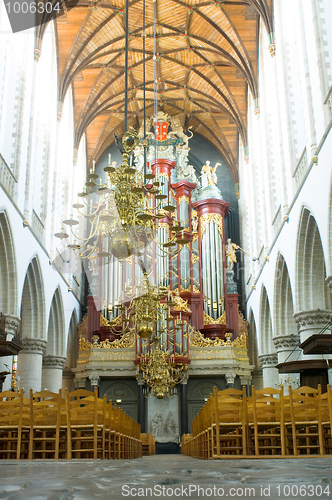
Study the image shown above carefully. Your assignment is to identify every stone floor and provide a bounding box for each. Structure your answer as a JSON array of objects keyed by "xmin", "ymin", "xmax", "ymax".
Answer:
[{"xmin": 0, "ymin": 455, "xmax": 332, "ymax": 500}]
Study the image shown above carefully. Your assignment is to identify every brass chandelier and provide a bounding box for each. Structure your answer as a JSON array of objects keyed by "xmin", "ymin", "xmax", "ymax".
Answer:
[
  {"xmin": 54, "ymin": 128, "xmax": 189, "ymax": 263},
  {"xmin": 138, "ymin": 343, "xmax": 188, "ymax": 399},
  {"xmin": 54, "ymin": 0, "xmax": 191, "ymax": 400}
]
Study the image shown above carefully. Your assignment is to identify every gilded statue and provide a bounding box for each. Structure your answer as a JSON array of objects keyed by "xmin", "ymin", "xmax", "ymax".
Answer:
[
  {"xmin": 200, "ymin": 160, "xmax": 221, "ymax": 188},
  {"xmin": 172, "ymin": 291, "xmax": 192, "ymax": 312},
  {"xmin": 225, "ymin": 238, "xmax": 247, "ymax": 270}
]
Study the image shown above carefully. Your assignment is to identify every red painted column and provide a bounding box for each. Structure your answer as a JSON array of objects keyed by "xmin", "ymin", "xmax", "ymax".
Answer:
[
  {"xmin": 170, "ymin": 309, "xmax": 191, "ymax": 364},
  {"xmin": 226, "ymin": 294, "xmax": 239, "ymax": 339},
  {"xmin": 192, "ymin": 198, "xmax": 232, "ymax": 340},
  {"xmin": 87, "ymin": 296, "xmax": 100, "ymax": 342},
  {"xmin": 150, "ymin": 158, "xmax": 176, "ymax": 178},
  {"xmin": 171, "ymin": 180, "xmax": 196, "ymax": 298},
  {"xmin": 150, "ymin": 158, "xmax": 176, "ymax": 292}
]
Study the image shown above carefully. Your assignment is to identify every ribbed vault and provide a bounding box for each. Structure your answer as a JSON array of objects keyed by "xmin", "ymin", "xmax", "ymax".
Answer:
[{"xmin": 39, "ymin": 0, "xmax": 273, "ymax": 181}]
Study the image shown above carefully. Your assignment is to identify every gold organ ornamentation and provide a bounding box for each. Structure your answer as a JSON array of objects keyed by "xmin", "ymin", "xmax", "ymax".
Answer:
[
  {"xmin": 200, "ymin": 213, "xmax": 223, "ymax": 238},
  {"xmin": 203, "ymin": 310, "xmax": 226, "ymax": 326}
]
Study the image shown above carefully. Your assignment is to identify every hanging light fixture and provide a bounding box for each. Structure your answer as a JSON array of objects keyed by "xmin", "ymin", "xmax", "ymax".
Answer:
[
  {"xmin": 54, "ymin": 128, "xmax": 189, "ymax": 261},
  {"xmin": 55, "ymin": 0, "xmax": 191, "ymax": 398},
  {"xmin": 138, "ymin": 344, "xmax": 188, "ymax": 399}
]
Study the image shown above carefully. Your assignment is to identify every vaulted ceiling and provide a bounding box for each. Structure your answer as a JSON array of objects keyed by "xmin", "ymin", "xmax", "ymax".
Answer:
[{"xmin": 39, "ymin": 0, "xmax": 274, "ymax": 181}]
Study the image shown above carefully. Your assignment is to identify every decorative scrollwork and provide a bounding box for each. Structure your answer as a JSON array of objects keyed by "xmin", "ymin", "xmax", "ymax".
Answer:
[
  {"xmin": 79, "ymin": 338, "xmax": 92, "ymax": 351},
  {"xmin": 79, "ymin": 332, "xmax": 135, "ymax": 350},
  {"xmin": 203, "ymin": 310, "xmax": 226, "ymax": 325},
  {"xmin": 98, "ymin": 332, "xmax": 135, "ymax": 349},
  {"xmin": 200, "ymin": 213, "xmax": 223, "ymax": 238},
  {"xmin": 188, "ymin": 325, "xmax": 248, "ymax": 349},
  {"xmin": 178, "ymin": 195, "xmax": 189, "ymax": 205}
]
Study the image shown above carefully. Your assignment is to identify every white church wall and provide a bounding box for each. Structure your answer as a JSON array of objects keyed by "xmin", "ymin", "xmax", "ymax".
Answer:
[
  {"xmin": 242, "ymin": 2, "xmax": 332, "ymax": 387},
  {"xmin": 0, "ymin": 14, "xmax": 82, "ymax": 392}
]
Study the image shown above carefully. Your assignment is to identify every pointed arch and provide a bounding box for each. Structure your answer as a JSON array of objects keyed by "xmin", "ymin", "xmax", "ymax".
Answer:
[
  {"xmin": 296, "ymin": 208, "xmax": 331, "ymax": 312},
  {"xmin": 274, "ymin": 253, "xmax": 297, "ymax": 337},
  {"xmin": 248, "ymin": 308, "xmax": 260, "ymax": 367},
  {"xmin": 45, "ymin": 287, "xmax": 65, "ymax": 357},
  {"xmin": 259, "ymin": 285, "xmax": 275, "ymax": 354},
  {"xmin": 0, "ymin": 210, "xmax": 17, "ymax": 315},
  {"xmin": 64, "ymin": 309, "xmax": 79, "ymax": 370},
  {"xmin": 248, "ymin": 308, "xmax": 263, "ymax": 389},
  {"xmin": 20, "ymin": 256, "xmax": 45, "ymax": 340}
]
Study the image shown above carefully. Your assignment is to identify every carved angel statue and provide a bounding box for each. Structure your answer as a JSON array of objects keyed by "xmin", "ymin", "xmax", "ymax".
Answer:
[
  {"xmin": 200, "ymin": 161, "xmax": 221, "ymax": 188},
  {"xmin": 225, "ymin": 238, "xmax": 248, "ymax": 270}
]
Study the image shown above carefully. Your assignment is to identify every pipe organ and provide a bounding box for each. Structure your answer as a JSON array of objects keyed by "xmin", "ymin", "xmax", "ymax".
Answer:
[{"xmin": 77, "ymin": 113, "xmax": 251, "ymax": 425}]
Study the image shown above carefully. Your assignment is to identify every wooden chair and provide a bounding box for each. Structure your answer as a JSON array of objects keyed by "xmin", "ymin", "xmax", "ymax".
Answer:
[
  {"xmin": 191, "ymin": 412, "xmax": 199, "ymax": 458},
  {"xmin": 105, "ymin": 401, "xmax": 118, "ymax": 459},
  {"xmin": 247, "ymin": 386, "xmax": 285, "ymax": 457},
  {"xmin": 65, "ymin": 388, "xmax": 106, "ymax": 459},
  {"xmin": 0, "ymin": 390, "xmax": 30, "ymax": 459},
  {"xmin": 200, "ymin": 398, "xmax": 212, "ymax": 459},
  {"xmin": 118, "ymin": 408, "xmax": 129, "ymax": 459},
  {"xmin": 28, "ymin": 389, "xmax": 66, "ymax": 460},
  {"xmin": 181, "ymin": 434, "xmax": 192, "ymax": 456},
  {"xmin": 321, "ymin": 385, "xmax": 332, "ymax": 454},
  {"xmin": 210, "ymin": 386, "xmax": 247, "ymax": 457},
  {"xmin": 287, "ymin": 385, "xmax": 324, "ymax": 456}
]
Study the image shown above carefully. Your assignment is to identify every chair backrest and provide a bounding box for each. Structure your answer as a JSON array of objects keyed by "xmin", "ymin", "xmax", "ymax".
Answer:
[
  {"xmin": 0, "ymin": 390, "xmax": 23, "ymax": 401},
  {"xmin": 0, "ymin": 389, "xmax": 29, "ymax": 427},
  {"xmin": 65, "ymin": 387, "xmax": 99, "ymax": 426},
  {"xmin": 30, "ymin": 390, "xmax": 59, "ymax": 402},
  {"xmin": 213, "ymin": 386, "xmax": 247, "ymax": 424},
  {"xmin": 321, "ymin": 385, "xmax": 332, "ymax": 423},
  {"xmin": 252, "ymin": 386, "xmax": 284, "ymax": 424},
  {"xmin": 30, "ymin": 388, "xmax": 63, "ymax": 427},
  {"xmin": 289, "ymin": 385, "xmax": 321, "ymax": 423}
]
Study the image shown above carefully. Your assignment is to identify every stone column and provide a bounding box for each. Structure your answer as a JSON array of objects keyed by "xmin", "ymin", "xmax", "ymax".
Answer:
[
  {"xmin": 0, "ymin": 314, "xmax": 20, "ymax": 391},
  {"xmin": 62, "ymin": 368, "xmax": 75, "ymax": 393},
  {"xmin": 180, "ymin": 379, "xmax": 188, "ymax": 435},
  {"xmin": 225, "ymin": 372, "xmax": 236, "ymax": 388},
  {"xmin": 88, "ymin": 373, "xmax": 100, "ymax": 393},
  {"xmin": 239, "ymin": 374, "xmax": 252, "ymax": 395},
  {"xmin": 258, "ymin": 353, "xmax": 278, "ymax": 388},
  {"xmin": 17, "ymin": 338, "xmax": 47, "ymax": 393},
  {"xmin": 75, "ymin": 377, "xmax": 87, "ymax": 389},
  {"xmin": 251, "ymin": 367, "xmax": 263, "ymax": 390},
  {"xmin": 3, "ymin": 314, "xmax": 21, "ymax": 341},
  {"xmin": 273, "ymin": 335, "xmax": 301, "ymax": 391},
  {"xmin": 325, "ymin": 277, "xmax": 332, "ymax": 295},
  {"xmin": 137, "ymin": 378, "xmax": 146, "ymax": 433},
  {"xmin": 294, "ymin": 310, "xmax": 332, "ymax": 359},
  {"xmin": 42, "ymin": 355, "xmax": 66, "ymax": 392}
]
